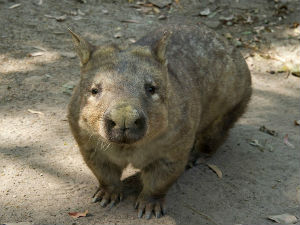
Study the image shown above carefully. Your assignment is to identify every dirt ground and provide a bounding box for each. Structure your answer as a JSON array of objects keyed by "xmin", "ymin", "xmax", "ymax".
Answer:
[{"xmin": 0, "ymin": 0, "xmax": 299, "ymax": 224}]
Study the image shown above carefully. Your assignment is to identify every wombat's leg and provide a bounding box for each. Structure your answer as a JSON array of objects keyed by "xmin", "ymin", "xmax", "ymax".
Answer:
[
  {"xmin": 190, "ymin": 96, "xmax": 251, "ymax": 162},
  {"xmin": 89, "ymin": 159, "xmax": 123, "ymax": 209},
  {"xmin": 136, "ymin": 159, "xmax": 186, "ymax": 219}
]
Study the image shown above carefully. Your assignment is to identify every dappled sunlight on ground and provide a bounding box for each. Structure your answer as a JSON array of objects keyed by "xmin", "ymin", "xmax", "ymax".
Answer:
[{"xmin": 0, "ymin": 51, "xmax": 61, "ymax": 74}]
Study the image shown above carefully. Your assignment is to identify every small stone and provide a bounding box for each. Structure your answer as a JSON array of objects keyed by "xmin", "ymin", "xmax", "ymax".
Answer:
[
  {"xmin": 128, "ymin": 38, "xmax": 136, "ymax": 43},
  {"xmin": 114, "ymin": 32, "xmax": 122, "ymax": 38},
  {"xmin": 158, "ymin": 15, "xmax": 167, "ymax": 20},
  {"xmin": 233, "ymin": 39, "xmax": 242, "ymax": 47},
  {"xmin": 204, "ymin": 20, "xmax": 221, "ymax": 29},
  {"xmin": 199, "ymin": 8, "xmax": 211, "ymax": 16},
  {"xmin": 225, "ymin": 32, "xmax": 233, "ymax": 39}
]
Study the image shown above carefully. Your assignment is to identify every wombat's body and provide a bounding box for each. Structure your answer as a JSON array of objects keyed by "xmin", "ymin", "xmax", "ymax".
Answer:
[{"xmin": 68, "ymin": 24, "xmax": 251, "ymax": 219}]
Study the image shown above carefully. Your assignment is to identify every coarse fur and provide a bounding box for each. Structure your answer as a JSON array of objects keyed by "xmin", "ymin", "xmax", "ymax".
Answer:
[{"xmin": 68, "ymin": 24, "xmax": 252, "ymax": 219}]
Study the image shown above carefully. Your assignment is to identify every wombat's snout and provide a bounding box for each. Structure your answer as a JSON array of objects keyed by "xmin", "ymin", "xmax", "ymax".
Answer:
[{"xmin": 104, "ymin": 104, "xmax": 147, "ymax": 144}]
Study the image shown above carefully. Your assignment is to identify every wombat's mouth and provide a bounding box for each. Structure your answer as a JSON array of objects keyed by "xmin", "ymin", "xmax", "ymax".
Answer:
[{"xmin": 107, "ymin": 127, "xmax": 146, "ymax": 145}]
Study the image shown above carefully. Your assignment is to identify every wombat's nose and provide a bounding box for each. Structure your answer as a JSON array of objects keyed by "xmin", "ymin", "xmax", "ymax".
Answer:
[{"xmin": 104, "ymin": 104, "xmax": 147, "ymax": 144}]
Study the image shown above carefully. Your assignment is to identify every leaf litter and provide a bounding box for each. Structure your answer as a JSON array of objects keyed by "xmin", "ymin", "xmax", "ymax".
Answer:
[
  {"xmin": 249, "ymin": 139, "xmax": 273, "ymax": 152},
  {"xmin": 259, "ymin": 125, "xmax": 278, "ymax": 137},
  {"xmin": 148, "ymin": 0, "xmax": 172, "ymax": 8},
  {"xmin": 284, "ymin": 134, "xmax": 295, "ymax": 149},
  {"xmin": 268, "ymin": 213, "xmax": 298, "ymax": 224},
  {"xmin": 28, "ymin": 109, "xmax": 44, "ymax": 116},
  {"xmin": 28, "ymin": 52, "xmax": 45, "ymax": 57},
  {"xmin": 68, "ymin": 210, "xmax": 89, "ymax": 218},
  {"xmin": 9, "ymin": 3, "xmax": 21, "ymax": 9},
  {"xmin": 44, "ymin": 14, "xmax": 67, "ymax": 22},
  {"xmin": 199, "ymin": 8, "xmax": 211, "ymax": 16},
  {"xmin": 207, "ymin": 164, "xmax": 222, "ymax": 178},
  {"xmin": 294, "ymin": 120, "xmax": 300, "ymax": 126}
]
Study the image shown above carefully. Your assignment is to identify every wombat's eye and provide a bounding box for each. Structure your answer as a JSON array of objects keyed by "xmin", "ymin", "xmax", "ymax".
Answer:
[
  {"xmin": 91, "ymin": 88, "xmax": 99, "ymax": 95},
  {"xmin": 145, "ymin": 84, "xmax": 156, "ymax": 95}
]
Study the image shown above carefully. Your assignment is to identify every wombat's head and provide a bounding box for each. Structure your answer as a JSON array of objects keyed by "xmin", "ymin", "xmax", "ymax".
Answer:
[{"xmin": 70, "ymin": 29, "xmax": 170, "ymax": 145}]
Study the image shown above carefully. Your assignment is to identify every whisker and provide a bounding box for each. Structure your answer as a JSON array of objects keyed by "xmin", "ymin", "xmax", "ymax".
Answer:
[
  {"xmin": 103, "ymin": 142, "xmax": 107, "ymax": 151},
  {"xmin": 104, "ymin": 143, "xmax": 110, "ymax": 151},
  {"xmin": 88, "ymin": 133, "xmax": 93, "ymax": 142}
]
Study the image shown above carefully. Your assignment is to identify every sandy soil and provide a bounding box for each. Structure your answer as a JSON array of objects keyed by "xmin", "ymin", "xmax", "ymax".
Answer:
[{"xmin": 0, "ymin": 0, "xmax": 299, "ymax": 224}]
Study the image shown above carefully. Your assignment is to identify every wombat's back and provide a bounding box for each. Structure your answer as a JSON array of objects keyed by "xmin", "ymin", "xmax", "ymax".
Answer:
[{"xmin": 137, "ymin": 24, "xmax": 252, "ymax": 154}]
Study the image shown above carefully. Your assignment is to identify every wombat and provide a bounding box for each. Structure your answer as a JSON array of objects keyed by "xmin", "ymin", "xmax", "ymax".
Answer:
[{"xmin": 68, "ymin": 24, "xmax": 251, "ymax": 219}]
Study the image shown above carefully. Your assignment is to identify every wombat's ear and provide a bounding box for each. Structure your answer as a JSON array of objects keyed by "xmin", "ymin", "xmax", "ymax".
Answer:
[
  {"xmin": 68, "ymin": 28, "xmax": 94, "ymax": 66},
  {"xmin": 152, "ymin": 31, "xmax": 172, "ymax": 64}
]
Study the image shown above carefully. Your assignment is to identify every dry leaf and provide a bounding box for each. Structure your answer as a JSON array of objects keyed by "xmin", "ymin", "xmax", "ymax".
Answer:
[
  {"xmin": 53, "ymin": 31, "xmax": 65, "ymax": 35},
  {"xmin": 136, "ymin": 2, "xmax": 153, "ymax": 7},
  {"xmin": 224, "ymin": 33, "xmax": 233, "ymax": 39},
  {"xmin": 77, "ymin": 9, "xmax": 85, "ymax": 16},
  {"xmin": 60, "ymin": 52, "xmax": 76, "ymax": 58},
  {"xmin": 280, "ymin": 63, "xmax": 300, "ymax": 77},
  {"xmin": 44, "ymin": 14, "xmax": 67, "ymax": 22},
  {"xmin": 284, "ymin": 134, "xmax": 295, "ymax": 148},
  {"xmin": 138, "ymin": 6, "xmax": 153, "ymax": 14},
  {"xmin": 254, "ymin": 26, "xmax": 265, "ymax": 33},
  {"xmin": 114, "ymin": 32, "xmax": 123, "ymax": 38},
  {"xmin": 68, "ymin": 210, "xmax": 88, "ymax": 218},
  {"xmin": 268, "ymin": 213, "xmax": 297, "ymax": 224},
  {"xmin": 148, "ymin": 0, "xmax": 172, "ymax": 8},
  {"xmin": 128, "ymin": 38, "xmax": 136, "ymax": 43},
  {"xmin": 199, "ymin": 8, "xmax": 211, "ymax": 16},
  {"xmin": 158, "ymin": 15, "xmax": 167, "ymax": 20},
  {"xmin": 9, "ymin": 3, "xmax": 21, "ymax": 9},
  {"xmin": 55, "ymin": 14, "xmax": 67, "ymax": 22},
  {"xmin": 120, "ymin": 19, "xmax": 140, "ymax": 23},
  {"xmin": 259, "ymin": 125, "xmax": 278, "ymax": 136},
  {"xmin": 219, "ymin": 14, "xmax": 234, "ymax": 22},
  {"xmin": 153, "ymin": 7, "xmax": 160, "ymax": 14},
  {"xmin": 249, "ymin": 139, "xmax": 261, "ymax": 147},
  {"xmin": 207, "ymin": 164, "xmax": 222, "ymax": 178},
  {"xmin": 33, "ymin": 0, "xmax": 43, "ymax": 5},
  {"xmin": 28, "ymin": 52, "xmax": 45, "ymax": 57},
  {"xmin": 246, "ymin": 15, "xmax": 253, "ymax": 24},
  {"xmin": 102, "ymin": 9, "xmax": 109, "ymax": 14},
  {"xmin": 294, "ymin": 120, "xmax": 300, "ymax": 126},
  {"xmin": 291, "ymin": 22, "xmax": 299, "ymax": 28},
  {"xmin": 28, "ymin": 109, "xmax": 44, "ymax": 116},
  {"xmin": 249, "ymin": 139, "xmax": 273, "ymax": 152}
]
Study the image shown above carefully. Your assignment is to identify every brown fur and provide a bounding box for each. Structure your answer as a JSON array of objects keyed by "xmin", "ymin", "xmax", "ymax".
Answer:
[{"xmin": 68, "ymin": 24, "xmax": 251, "ymax": 218}]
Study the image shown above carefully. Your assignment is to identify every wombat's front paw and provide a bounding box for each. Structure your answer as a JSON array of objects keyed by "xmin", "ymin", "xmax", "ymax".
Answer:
[
  {"xmin": 92, "ymin": 187, "xmax": 123, "ymax": 209},
  {"xmin": 135, "ymin": 194, "xmax": 166, "ymax": 219}
]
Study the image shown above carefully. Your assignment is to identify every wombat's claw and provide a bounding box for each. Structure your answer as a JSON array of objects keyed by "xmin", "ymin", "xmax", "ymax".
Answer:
[
  {"xmin": 92, "ymin": 188, "xmax": 123, "ymax": 209},
  {"xmin": 91, "ymin": 188, "xmax": 103, "ymax": 203},
  {"xmin": 135, "ymin": 198, "xmax": 166, "ymax": 219}
]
